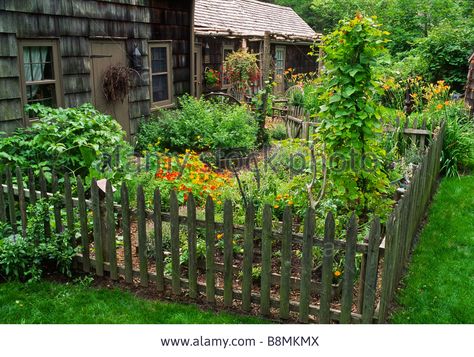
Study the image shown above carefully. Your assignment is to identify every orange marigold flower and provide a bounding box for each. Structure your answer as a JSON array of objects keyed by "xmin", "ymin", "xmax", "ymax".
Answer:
[
  {"xmin": 334, "ymin": 271, "xmax": 342, "ymax": 278},
  {"xmin": 436, "ymin": 104, "xmax": 444, "ymax": 110}
]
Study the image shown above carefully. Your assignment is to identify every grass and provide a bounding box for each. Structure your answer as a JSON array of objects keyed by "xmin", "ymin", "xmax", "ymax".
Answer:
[
  {"xmin": 0, "ymin": 280, "xmax": 266, "ymax": 324},
  {"xmin": 391, "ymin": 175, "xmax": 474, "ymax": 323}
]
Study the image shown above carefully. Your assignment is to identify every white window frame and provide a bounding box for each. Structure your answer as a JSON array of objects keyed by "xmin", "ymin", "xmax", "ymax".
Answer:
[
  {"xmin": 149, "ymin": 41, "xmax": 174, "ymax": 109},
  {"xmin": 18, "ymin": 39, "xmax": 63, "ymax": 124},
  {"xmin": 222, "ymin": 44, "xmax": 234, "ymax": 89}
]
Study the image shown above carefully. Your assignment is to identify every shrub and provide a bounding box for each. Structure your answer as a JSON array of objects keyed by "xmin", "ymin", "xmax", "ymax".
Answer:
[
  {"xmin": 135, "ymin": 95, "xmax": 258, "ymax": 154},
  {"xmin": 0, "ymin": 199, "xmax": 77, "ymax": 282},
  {"xmin": 0, "ymin": 103, "xmax": 131, "ymax": 185}
]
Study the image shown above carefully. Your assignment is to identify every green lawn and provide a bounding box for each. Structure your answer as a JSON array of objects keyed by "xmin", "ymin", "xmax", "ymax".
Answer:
[
  {"xmin": 391, "ymin": 175, "xmax": 474, "ymax": 323},
  {"xmin": 0, "ymin": 280, "xmax": 266, "ymax": 324}
]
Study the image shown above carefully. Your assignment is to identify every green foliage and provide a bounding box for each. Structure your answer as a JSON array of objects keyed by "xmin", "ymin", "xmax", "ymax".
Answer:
[
  {"xmin": 407, "ymin": 20, "xmax": 474, "ymax": 90},
  {"xmin": 424, "ymin": 101, "xmax": 474, "ymax": 177},
  {"xmin": 0, "ymin": 199, "xmax": 78, "ymax": 282},
  {"xmin": 135, "ymin": 95, "xmax": 258, "ymax": 153},
  {"xmin": 316, "ymin": 15, "xmax": 393, "ymax": 216},
  {"xmin": 269, "ymin": 122, "xmax": 288, "ymax": 141},
  {"xmin": 0, "ymin": 103, "xmax": 131, "ymax": 185}
]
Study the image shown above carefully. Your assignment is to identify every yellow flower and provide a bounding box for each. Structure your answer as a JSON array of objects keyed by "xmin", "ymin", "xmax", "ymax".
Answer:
[
  {"xmin": 288, "ymin": 201, "xmax": 294, "ymax": 206},
  {"xmin": 276, "ymin": 194, "xmax": 282, "ymax": 200},
  {"xmin": 334, "ymin": 271, "xmax": 342, "ymax": 278},
  {"xmin": 436, "ymin": 104, "xmax": 444, "ymax": 110},
  {"xmin": 216, "ymin": 233, "xmax": 224, "ymax": 240},
  {"xmin": 274, "ymin": 204, "xmax": 280, "ymax": 209}
]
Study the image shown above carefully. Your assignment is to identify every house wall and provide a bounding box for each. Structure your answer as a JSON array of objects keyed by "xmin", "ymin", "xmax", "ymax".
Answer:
[{"xmin": 0, "ymin": 0, "xmax": 194, "ymax": 138}]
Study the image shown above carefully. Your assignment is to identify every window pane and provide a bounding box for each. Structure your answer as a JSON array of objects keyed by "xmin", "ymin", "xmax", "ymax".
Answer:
[
  {"xmin": 151, "ymin": 47, "xmax": 168, "ymax": 73},
  {"xmin": 23, "ymin": 46, "xmax": 54, "ymax": 80},
  {"xmin": 152, "ymin": 74, "xmax": 169, "ymax": 102},
  {"xmin": 26, "ymin": 83, "xmax": 56, "ymax": 107}
]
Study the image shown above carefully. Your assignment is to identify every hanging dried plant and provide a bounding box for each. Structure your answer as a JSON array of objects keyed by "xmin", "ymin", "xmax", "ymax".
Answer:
[{"xmin": 102, "ymin": 65, "xmax": 135, "ymax": 103}]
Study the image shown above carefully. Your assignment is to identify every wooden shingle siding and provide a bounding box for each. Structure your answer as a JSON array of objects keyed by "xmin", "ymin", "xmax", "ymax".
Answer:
[
  {"xmin": 0, "ymin": 99, "xmax": 23, "ymax": 121},
  {"xmin": 0, "ymin": 78, "xmax": 20, "ymax": 100},
  {"xmin": 0, "ymin": 0, "xmax": 194, "ymax": 135},
  {"xmin": 0, "ymin": 33, "xmax": 17, "ymax": 57}
]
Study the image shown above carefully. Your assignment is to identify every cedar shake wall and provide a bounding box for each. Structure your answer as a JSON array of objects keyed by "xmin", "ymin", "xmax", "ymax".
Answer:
[{"xmin": 0, "ymin": 0, "xmax": 194, "ymax": 135}]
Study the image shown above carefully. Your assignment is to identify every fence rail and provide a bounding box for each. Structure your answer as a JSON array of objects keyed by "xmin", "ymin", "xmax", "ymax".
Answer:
[{"xmin": 0, "ymin": 122, "xmax": 445, "ymax": 323}]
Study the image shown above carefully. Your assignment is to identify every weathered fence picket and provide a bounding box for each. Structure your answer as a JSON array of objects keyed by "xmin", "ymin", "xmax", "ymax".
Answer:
[
  {"xmin": 77, "ymin": 177, "xmax": 90, "ymax": 273},
  {"xmin": 205, "ymin": 196, "xmax": 216, "ymax": 303},
  {"xmin": 260, "ymin": 204, "xmax": 272, "ymax": 316},
  {"xmin": 15, "ymin": 167, "xmax": 27, "ymax": 237},
  {"xmin": 51, "ymin": 172, "xmax": 63, "ymax": 234},
  {"xmin": 319, "ymin": 212, "xmax": 335, "ymax": 324},
  {"xmin": 223, "ymin": 200, "xmax": 234, "ymax": 307},
  {"xmin": 170, "ymin": 190, "xmax": 181, "ymax": 295},
  {"xmin": 91, "ymin": 180, "xmax": 104, "ymax": 276},
  {"xmin": 279, "ymin": 206, "xmax": 292, "ymax": 320},
  {"xmin": 0, "ymin": 172, "xmax": 6, "ymax": 222},
  {"xmin": 153, "ymin": 188, "xmax": 164, "ymax": 291},
  {"xmin": 299, "ymin": 207, "xmax": 315, "ymax": 323},
  {"xmin": 187, "ymin": 193, "xmax": 198, "ymax": 299},
  {"xmin": 137, "ymin": 185, "xmax": 148, "ymax": 287},
  {"xmin": 121, "ymin": 183, "xmax": 133, "ymax": 284},
  {"xmin": 340, "ymin": 214, "xmax": 357, "ymax": 324},
  {"xmin": 5, "ymin": 168, "xmax": 16, "ymax": 233},
  {"xmin": 361, "ymin": 218, "xmax": 381, "ymax": 324},
  {"xmin": 242, "ymin": 202, "xmax": 255, "ymax": 312},
  {"xmin": 106, "ymin": 180, "xmax": 118, "ymax": 280}
]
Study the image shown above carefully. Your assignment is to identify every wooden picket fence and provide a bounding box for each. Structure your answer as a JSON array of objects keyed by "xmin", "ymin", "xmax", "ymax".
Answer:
[{"xmin": 0, "ymin": 123, "xmax": 444, "ymax": 323}]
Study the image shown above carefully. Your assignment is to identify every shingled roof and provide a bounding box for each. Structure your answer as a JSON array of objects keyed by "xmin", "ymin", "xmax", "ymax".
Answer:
[{"xmin": 195, "ymin": 0, "xmax": 320, "ymax": 42}]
